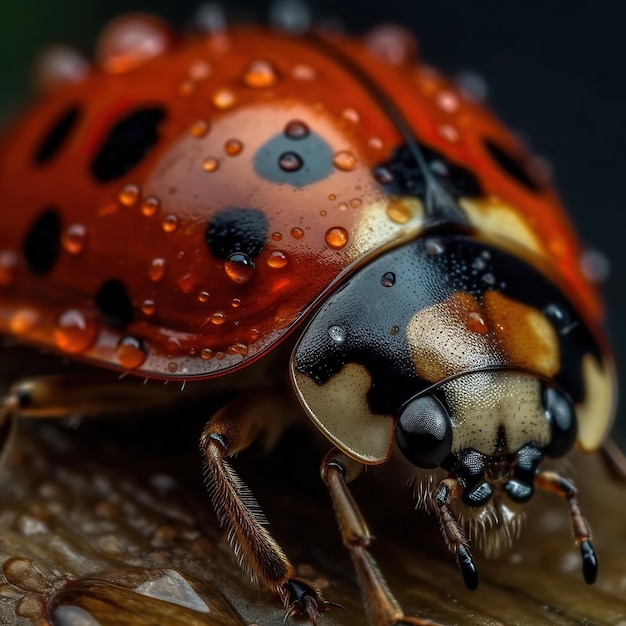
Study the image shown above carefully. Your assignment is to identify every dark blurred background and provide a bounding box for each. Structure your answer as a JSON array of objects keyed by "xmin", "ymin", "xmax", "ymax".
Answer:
[{"xmin": 1, "ymin": 0, "xmax": 624, "ymax": 446}]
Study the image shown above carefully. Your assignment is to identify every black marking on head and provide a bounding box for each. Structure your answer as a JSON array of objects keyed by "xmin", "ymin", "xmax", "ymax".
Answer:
[
  {"xmin": 35, "ymin": 105, "xmax": 81, "ymax": 165},
  {"xmin": 375, "ymin": 144, "xmax": 482, "ymax": 202},
  {"xmin": 205, "ymin": 207, "xmax": 269, "ymax": 259},
  {"xmin": 254, "ymin": 131, "xmax": 334, "ymax": 187},
  {"xmin": 484, "ymin": 139, "xmax": 541, "ymax": 192},
  {"xmin": 23, "ymin": 208, "xmax": 61, "ymax": 275},
  {"xmin": 95, "ymin": 279, "xmax": 134, "ymax": 329},
  {"xmin": 91, "ymin": 107, "xmax": 165, "ymax": 182}
]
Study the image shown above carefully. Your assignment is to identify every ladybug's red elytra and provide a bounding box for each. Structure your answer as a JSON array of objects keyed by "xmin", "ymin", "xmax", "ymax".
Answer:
[{"xmin": 0, "ymin": 12, "xmax": 620, "ymax": 625}]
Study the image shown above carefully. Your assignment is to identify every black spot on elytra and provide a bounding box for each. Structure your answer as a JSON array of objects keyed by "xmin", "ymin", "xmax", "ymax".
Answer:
[
  {"xmin": 205, "ymin": 208, "xmax": 269, "ymax": 259},
  {"xmin": 35, "ymin": 105, "xmax": 81, "ymax": 165},
  {"xmin": 23, "ymin": 209, "xmax": 61, "ymax": 275},
  {"xmin": 95, "ymin": 279, "xmax": 134, "ymax": 328},
  {"xmin": 91, "ymin": 107, "xmax": 165, "ymax": 182},
  {"xmin": 484, "ymin": 139, "xmax": 541, "ymax": 192},
  {"xmin": 254, "ymin": 131, "xmax": 334, "ymax": 187},
  {"xmin": 375, "ymin": 144, "xmax": 482, "ymax": 200}
]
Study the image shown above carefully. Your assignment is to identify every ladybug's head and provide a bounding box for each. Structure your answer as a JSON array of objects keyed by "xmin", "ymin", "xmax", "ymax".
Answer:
[{"xmin": 395, "ymin": 370, "xmax": 576, "ymax": 507}]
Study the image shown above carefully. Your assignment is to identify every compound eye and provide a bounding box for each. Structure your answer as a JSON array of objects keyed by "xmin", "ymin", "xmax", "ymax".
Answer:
[
  {"xmin": 395, "ymin": 395, "xmax": 452, "ymax": 468},
  {"xmin": 543, "ymin": 386, "xmax": 578, "ymax": 458}
]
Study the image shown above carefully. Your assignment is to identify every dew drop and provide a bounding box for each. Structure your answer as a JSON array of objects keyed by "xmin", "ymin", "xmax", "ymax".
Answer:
[
  {"xmin": 325, "ymin": 226, "xmax": 349, "ymax": 250},
  {"xmin": 333, "ymin": 150, "xmax": 357, "ymax": 171},
  {"xmin": 544, "ymin": 303, "xmax": 573, "ymax": 334},
  {"xmin": 466, "ymin": 311, "xmax": 488, "ymax": 334},
  {"xmin": 271, "ymin": 231, "xmax": 282, "ymax": 241},
  {"xmin": 168, "ymin": 361, "xmax": 178, "ymax": 373},
  {"xmin": 349, "ymin": 198, "xmax": 362, "ymax": 209},
  {"xmin": 319, "ymin": 210, "xmax": 327, "ymax": 217},
  {"xmin": 291, "ymin": 227, "xmax": 304, "ymax": 239},
  {"xmin": 386, "ymin": 199, "xmax": 412, "ymax": 223},
  {"xmin": 54, "ymin": 309, "xmax": 97, "ymax": 354},
  {"xmin": 198, "ymin": 291, "xmax": 210, "ymax": 303},
  {"xmin": 482, "ymin": 273, "xmax": 496, "ymax": 286},
  {"xmin": 211, "ymin": 311, "xmax": 226, "ymax": 325},
  {"xmin": 162, "ymin": 214, "xmax": 178, "ymax": 233},
  {"xmin": 436, "ymin": 91, "xmax": 460, "ymax": 113},
  {"xmin": 390, "ymin": 325, "xmax": 400, "ymax": 335},
  {"xmin": 368, "ymin": 137, "xmax": 383, "ymax": 150},
  {"xmin": 439, "ymin": 124, "xmax": 459, "ymax": 142},
  {"xmin": 215, "ymin": 351, "xmax": 226, "ymax": 360},
  {"xmin": 284, "ymin": 119, "xmax": 309, "ymax": 139},
  {"xmin": 202, "ymin": 157, "xmax": 219, "ymax": 172},
  {"xmin": 116, "ymin": 336, "xmax": 147, "ymax": 368},
  {"xmin": 243, "ymin": 59, "xmax": 279, "ymax": 88},
  {"xmin": 10, "ymin": 309, "xmax": 38, "ymax": 334},
  {"xmin": 0, "ymin": 251, "xmax": 17, "ymax": 287},
  {"xmin": 200, "ymin": 347, "xmax": 213, "ymax": 360},
  {"xmin": 228, "ymin": 342, "xmax": 248, "ymax": 356},
  {"xmin": 328, "ymin": 194, "xmax": 336, "ymax": 201},
  {"xmin": 213, "ymin": 88, "xmax": 237, "ymax": 109},
  {"xmin": 118, "ymin": 183, "xmax": 140, "ymax": 206},
  {"xmin": 224, "ymin": 252, "xmax": 255, "ymax": 284},
  {"xmin": 149, "ymin": 258, "xmax": 166, "ymax": 281},
  {"xmin": 373, "ymin": 166, "xmax": 394, "ymax": 185},
  {"xmin": 141, "ymin": 196, "xmax": 160, "ymax": 216},
  {"xmin": 338, "ymin": 202, "xmax": 348, "ymax": 211},
  {"xmin": 425, "ymin": 239, "xmax": 445, "ymax": 255},
  {"xmin": 292, "ymin": 64, "xmax": 316, "ymax": 80},
  {"xmin": 249, "ymin": 328, "xmax": 260, "ymax": 341},
  {"xmin": 224, "ymin": 138, "xmax": 243, "ymax": 156},
  {"xmin": 62, "ymin": 224, "xmax": 87, "ymax": 254},
  {"xmin": 278, "ymin": 151, "xmax": 303, "ymax": 171},
  {"xmin": 177, "ymin": 273, "xmax": 196, "ymax": 293},
  {"xmin": 365, "ymin": 25, "xmax": 417, "ymax": 66},
  {"xmin": 188, "ymin": 60, "xmax": 211, "ymax": 81},
  {"xmin": 231, "ymin": 298, "xmax": 241, "ymax": 308},
  {"xmin": 341, "ymin": 108, "xmax": 359, "ymax": 123},
  {"xmin": 141, "ymin": 299, "xmax": 155, "ymax": 315},
  {"xmin": 381, "ymin": 272, "xmax": 395, "ymax": 287},
  {"xmin": 328, "ymin": 324, "xmax": 346, "ymax": 344},
  {"xmin": 190, "ymin": 120, "xmax": 210, "ymax": 138},
  {"xmin": 267, "ymin": 250, "xmax": 288, "ymax": 268}
]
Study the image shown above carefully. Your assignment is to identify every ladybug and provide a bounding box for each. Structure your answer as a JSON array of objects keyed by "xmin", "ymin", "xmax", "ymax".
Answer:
[{"xmin": 0, "ymin": 12, "xmax": 619, "ymax": 625}]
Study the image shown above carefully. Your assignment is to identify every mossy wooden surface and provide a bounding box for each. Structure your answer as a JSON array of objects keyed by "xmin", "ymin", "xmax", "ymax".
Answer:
[{"xmin": 0, "ymin": 398, "xmax": 624, "ymax": 626}]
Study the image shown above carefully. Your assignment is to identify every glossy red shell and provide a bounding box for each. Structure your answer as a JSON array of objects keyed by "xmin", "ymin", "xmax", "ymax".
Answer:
[{"xmin": 0, "ymin": 22, "xmax": 604, "ymax": 379}]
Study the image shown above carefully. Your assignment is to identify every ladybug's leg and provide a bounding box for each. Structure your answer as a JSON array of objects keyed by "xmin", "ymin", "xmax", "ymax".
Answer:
[
  {"xmin": 321, "ymin": 448, "xmax": 442, "ymax": 626},
  {"xmin": 200, "ymin": 391, "xmax": 336, "ymax": 623},
  {"xmin": 535, "ymin": 470, "xmax": 598, "ymax": 584}
]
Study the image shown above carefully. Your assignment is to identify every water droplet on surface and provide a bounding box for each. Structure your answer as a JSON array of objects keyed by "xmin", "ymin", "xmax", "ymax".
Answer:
[
  {"xmin": 466, "ymin": 311, "xmax": 488, "ymax": 334},
  {"xmin": 386, "ymin": 199, "xmax": 412, "ymax": 223},
  {"xmin": 543, "ymin": 303, "xmax": 575, "ymax": 335},
  {"xmin": 325, "ymin": 227, "xmax": 349, "ymax": 250},
  {"xmin": 215, "ymin": 351, "xmax": 226, "ymax": 360},
  {"xmin": 141, "ymin": 196, "xmax": 160, "ymax": 216},
  {"xmin": 374, "ymin": 166, "xmax": 394, "ymax": 185},
  {"xmin": 350, "ymin": 198, "xmax": 362, "ymax": 208},
  {"xmin": 381, "ymin": 272, "xmax": 395, "ymax": 287},
  {"xmin": 333, "ymin": 150, "xmax": 357, "ymax": 171},
  {"xmin": 224, "ymin": 138, "xmax": 243, "ymax": 156},
  {"xmin": 328, "ymin": 324, "xmax": 346, "ymax": 344},
  {"xmin": 10, "ymin": 309, "xmax": 38, "ymax": 334},
  {"xmin": 54, "ymin": 309, "xmax": 97, "ymax": 353},
  {"xmin": 149, "ymin": 258, "xmax": 166, "ymax": 281},
  {"xmin": 190, "ymin": 120, "xmax": 209, "ymax": 138},
  {"xmin": 390, "ymin": 325, "xmax": 400, "ymax": 335},
  {"xmin": 200, "ymin": 347, "xmax": 213, "ymax": 360},
  {"xmin": 291, "ymin": 227, "xmax": 304, "ymax": 239},
  {"xmin": 168, "ymin": 361, "xmax": 178, "ymax": 373},
  {"xmin": 0, "ymin": 251, "xmax": 17, "ymax": 287},
  {"xmin": 482, "ymin": 273, "xmax": 496, "ymax": 286},
  {"xmin": 292, "ymin": 63, "xmax": 316, "ymax": 80},
  {"xmin": 341, "ymin": 108, "xmax": 359, "ymax": 123},
  {"xmin": 328, "ymin": 193, "xmax": 336, "ymax": 201},
  {"xmin": 224, "ymin": 252, "xmax": 255, "ymax": 284},
  {"xmin": 198, "ymin": 291, "xmax": 210, "ymax": 303},
  {"xmin": 211, "ymin": 312, "xmax": 226, "ymax": 325},
  {"xmin": 33, "ymin": 45, "xmax": 89, "ymax": 93},
  {"xmin": 242, "ymin": 59, "xmax": 279, "ymax": 87},
  {"xmin": 271, "ymin": 231, "xmax": 282, "ymax": 241},
  {"xmin": 118, "ymin": 183, "xmax": 140, "ymax": 206},
  {"xmin": 439, "ymin": 124, "xmax": 459, "ymax": 142},
  {"xmin": 62, "ymin": 224, "xmax": 87, "ymax": 254},
  {"xmin": 141, "ymin": 299, "xmax": 155, "ymax": 315},
  {"xmin": 249, "ymin": 328, "xmax": 260, "ymax": 341},
  {"xmin": 472, "ymin": 257, "xmax": 487, "ymax": 272},
  {"xmin": 116, "ymin": 336, "xmax": 147, "ymax": 368},
  {"xmin": 278, "ymin": 151, "xmax": 303, "ymax": 171},
  {"xmin": 267, "ymin": 250, "xmax": 288, "ymax": 268},
  {"xmin": 284, "ymin": 119, "xmax": 309, "ymax": 139},
  {"xmin": 162, "ymin": 214, "xmax": 178, "ymax": 233},
  {"xmin": 134, "ymin": 569, "xmax": 210, "ymax": 613},
  {"xmin": 365, "ymin": 25, "xmax": 418, "ymax": 65},
  {"xmin": 231, "ymin": 298, "xmax": 241, "ymax": 308},
  {"xmin": 188, "ymin": 60, "xmax": 211, "ymax": 81},
  {"xmin": 202, "ymin": 156, "xmax": 219, "ymax": 172},
  {"xmin": 228, "ymin": 342, "xmax": 248, "ymax": 356},
  {"xmin": 213, "ymin": 88, "xmax": 237, "ymax": 109},
  {"xmin": 436, "ymin": 91, "xmax": 460, "ymax": 113}
]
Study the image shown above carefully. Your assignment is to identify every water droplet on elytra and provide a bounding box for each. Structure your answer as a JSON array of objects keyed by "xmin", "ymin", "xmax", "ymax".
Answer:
[
  {"xmin": 291, "ymin": 227, "xmax": 304, "ymax": 239},
  {"xmin": 118, "ymin": 183, "xmax": 140, "ymax": 206},
  {"xmin": 198, "ymin": 291, "xmax": 210, "ymax": 303},
  {"xmin": 116, "ymin": 336, "xmax": 147, "ymax": 368},
  {"xmin": 213, "ymin": 88, "xmax": 236, "ymax": 109},
  {"xmin": 328, "ymin": 324, "xmax": 346, "ymax": 344},
  {"xmin": 162, "ymin": 214, "xmax": 178, "ymax": 232},
  {"xmin": 149, "ymin": 258, "xmax": 166, "ymax": 281},
  {"xmin": 211, "ymin": 311, "xmax": 226, "ymax": 325},
  {"xmin": 224, "ymin": 138, "xmax": 243, "ymax": 156},
  {"xmin": 190, "ymin": 120, "xmax": 209, "ymax": 138},
  {"xmin": 168, "ymin": 361, "xmax": 178, "ymax": 373},
  {"xmin": 267, "ymin": 250, "xmax": 288, "ymax": 268},
  {"xmin": 381, "ymin": 272, "xmax": 395, "ymax": 287},
  {"xmin": 224, "ymin": 252, "xmax": 255, "ymax": 284},
  {"xmin": 271, "ymin": 231, "xmax": 282, "ymax": 241},
  {"xmin": 141, "ymin": 299, "xmax": 155, "ymax": 315},
  {"xmin": 284, "ymin": 119, "xmax": 309, "ymax": 139},
  {"xmin": 202, "ymin": 157, "xmax": 219, "ymax": 172},
  {"xmin": 228, "ymin": 342, "xmax": 248, "ymax": 356},
  {"xmin": 333, "ymin": 150, "xmax": 357, "ymax": 171},
  {"xmin": 325, "ymin": 227, "xmax": 348, "ymax": 250},
  {"xmin": 200, "ymin": 347, "xmax": 213, "ymax": 360},
  {"xmin": 386, "ymin": 199, "xmax": 412, "ymax": 223},
  {"xmin": 242, "ymin": 59, "xmax": 278, "ymax": 87},
  {"xmin": 141, "ymin": 196, "xmax": 160, "ymax": 217},
  {"xmin": 279, "ymin": 152, "xmax": 303, "ymax": 171},
  {"xmin": 466, "ymin": 311, "xmax": 488, "ymax": 334},
  {"xmin": 62, "ymin": 224, "xmax": 87, "ymax": 254},
  {"xmin": 9, "ymin": 309, "xmax": 38, "ymax": 334},
  {"xmin": 54, "ymin": 309, "xmax": 97, "ymax": 353}
]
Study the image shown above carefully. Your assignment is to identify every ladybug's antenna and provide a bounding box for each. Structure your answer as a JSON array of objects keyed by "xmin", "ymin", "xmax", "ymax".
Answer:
[{"xmin": 307, "ymin": 30, "xmax": 470, "ymax": 229}]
